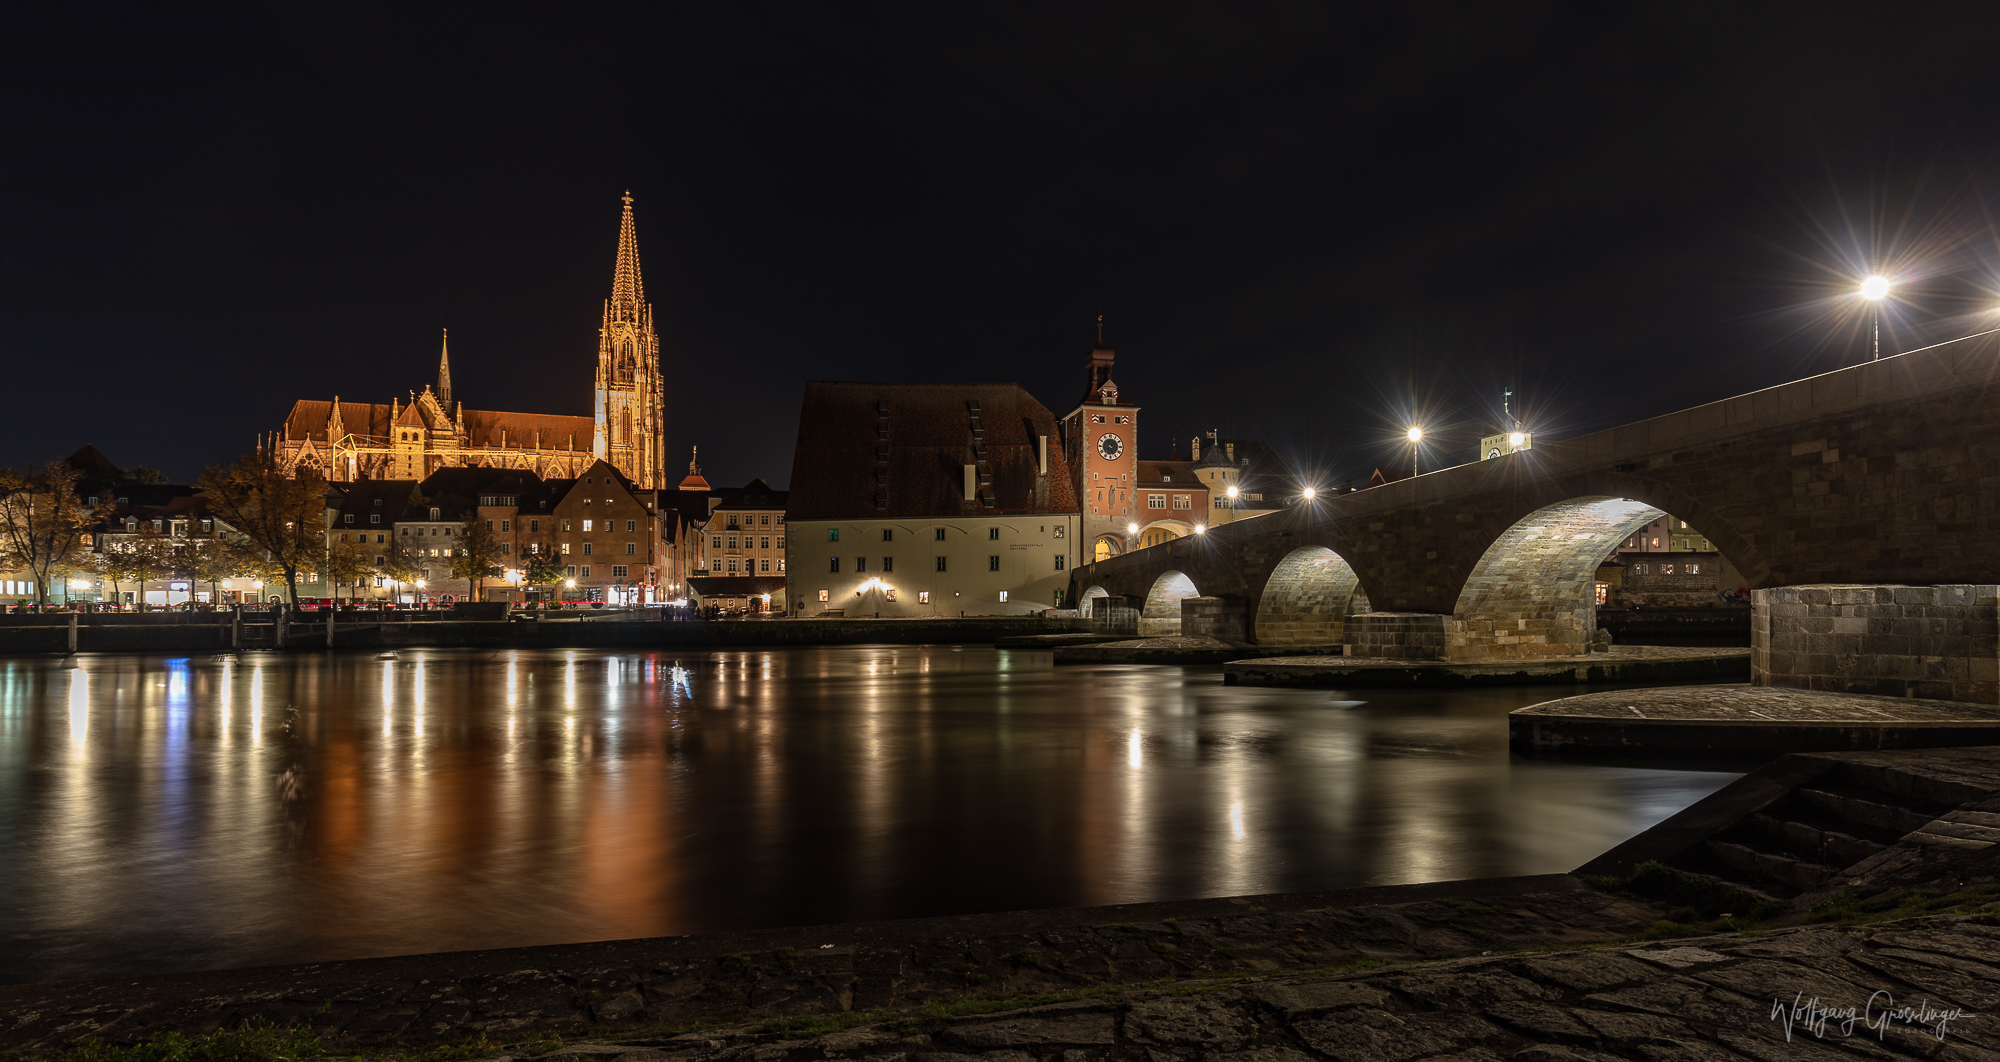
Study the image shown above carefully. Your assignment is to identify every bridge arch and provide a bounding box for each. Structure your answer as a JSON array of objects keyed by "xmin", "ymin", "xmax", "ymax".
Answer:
[
  {"xmin": 1254, "ymin": 546, "xmax": 1370, "ymax": 648},
  {"xmin": 1447, "ymin": 497, "xmax": 1664, "ymax": 660},
  {"xmin": 1078, "ymin": 585, "xmax": 1109, "ymax": 617},
  {"xmin": 1140, "ymin": 571, "xmax": 1199, "ymax": 636}
]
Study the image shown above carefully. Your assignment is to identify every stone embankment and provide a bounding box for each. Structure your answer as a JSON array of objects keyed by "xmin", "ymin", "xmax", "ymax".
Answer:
[
  {"xmin": 1512, "ymin": 685, "xmax": 2000, "ymax": 757},
  {"xmin": 1222, "ymin": 647, "xmax": 1749, "ymax": 688}
]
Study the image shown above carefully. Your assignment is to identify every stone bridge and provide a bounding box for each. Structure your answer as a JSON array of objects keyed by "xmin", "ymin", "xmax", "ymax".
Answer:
[{"xmin": 1067, "ymin": 330, "xmax": 2000, "ymax": 700}]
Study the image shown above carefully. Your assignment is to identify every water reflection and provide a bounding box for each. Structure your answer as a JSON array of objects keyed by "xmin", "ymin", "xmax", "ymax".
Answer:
[{"xmin": 0, "ymin": 647, "xmax": 1735, "ymax": 986}]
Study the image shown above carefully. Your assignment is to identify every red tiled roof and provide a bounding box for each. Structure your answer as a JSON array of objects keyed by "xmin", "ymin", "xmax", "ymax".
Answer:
[
  {"xmin": 1136, "ymin": 459, "xmax": 1200, "ymax": 488},
  {"xmin": 787, "ymin": 381, "xmax": 1079, "ymax": 520}
]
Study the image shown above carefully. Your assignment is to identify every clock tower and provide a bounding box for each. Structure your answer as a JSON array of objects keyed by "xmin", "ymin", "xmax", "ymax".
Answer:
[{"xmin": 1061, "ymin": 322, "xmax": 1140, "ymax": 562}]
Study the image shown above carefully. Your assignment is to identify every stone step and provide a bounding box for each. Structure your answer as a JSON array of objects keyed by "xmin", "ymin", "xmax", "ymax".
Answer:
[
  {"xmin": 1703, "ymin": 839, "xmax": 1840, "ymax": 891},
  {"xmin": 1792, "ymin": 785, "xmax": 1940, "ymax": 837},
  {"xmin": 1739, "ymin": 812, "xmax": 1885, "ymax": 868}
]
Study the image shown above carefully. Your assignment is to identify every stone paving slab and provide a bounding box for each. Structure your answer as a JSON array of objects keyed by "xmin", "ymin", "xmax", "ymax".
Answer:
[
  {"xmin": 0, "ymin": 876, "xmax": 1665, "ymax": 1054},
  {"xmin": 1513, "ymin": 684, "xmax": 2000, "ymax": 757},
  {"xmin": 1225, "ymin": 647, "xmax": 1749, "ymax": 688}
]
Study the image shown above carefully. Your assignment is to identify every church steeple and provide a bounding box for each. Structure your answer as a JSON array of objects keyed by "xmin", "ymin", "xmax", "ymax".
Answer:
[
  {"xmin": 594, "ymin": 191, "xmax": 666, "ymax": 488},
  {"xmin": 610, "ymin": 190, "xmax": 644, "ymax": 310},
  {"xmin": 438, "ymin": 328, "xmax": 453, "ymax": 409}
]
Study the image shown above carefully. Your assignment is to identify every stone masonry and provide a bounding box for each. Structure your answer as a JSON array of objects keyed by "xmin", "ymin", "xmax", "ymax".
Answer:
[
  {"xmin": 1071, "ymin": 329, "xmax": 2000, "ymax": 659},
  {"xmin": 1343, "ymin": 613, "xmax": 1451, "ymax": 660},
  {"xmin": 1180, "ymin": 596, "xmax": 1249, "ymax": 642},
  {"xmin": 1753, "ymin": 584, "xmax": 2000, "ymax": 704}
]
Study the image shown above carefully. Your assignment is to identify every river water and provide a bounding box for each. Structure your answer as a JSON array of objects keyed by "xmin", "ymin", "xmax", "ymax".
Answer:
[{"xmin": 0, "ymin": 647, "xmax": 1735, "ymax": 985}]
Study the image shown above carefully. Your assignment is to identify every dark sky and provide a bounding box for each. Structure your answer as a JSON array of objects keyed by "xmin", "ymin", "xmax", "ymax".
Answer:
[{"xmin": 9, "ymin": 3, "xmax": 2000, "ymax": 489}]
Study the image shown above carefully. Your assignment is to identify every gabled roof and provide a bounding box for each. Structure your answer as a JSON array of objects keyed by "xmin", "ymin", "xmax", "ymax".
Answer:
[
  {"xmin": 710, "ymin": 478, "xmax": 788, "ymax": 510},
  {"xmin": 1137, "ymin": 460, "xmax": 1199, "ymax": 488},
  {"xmin": 65, "ymin": 445, "xmax": 120, "ymax": 473},
  {"xmin": 787, "ymin": 381, "xmax": 1079, "ymax": 520}
]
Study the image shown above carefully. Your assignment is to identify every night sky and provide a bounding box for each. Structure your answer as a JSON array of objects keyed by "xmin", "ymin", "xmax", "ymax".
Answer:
[{"xmin": 8, "ymin": 4, "xmax": 2000, "ymax": 490}]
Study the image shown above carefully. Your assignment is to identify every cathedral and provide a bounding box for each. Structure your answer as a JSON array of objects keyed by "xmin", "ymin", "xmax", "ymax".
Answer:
[{"xmin": 270, "ymin": 193, "xmax": 668, "ymax": 489}]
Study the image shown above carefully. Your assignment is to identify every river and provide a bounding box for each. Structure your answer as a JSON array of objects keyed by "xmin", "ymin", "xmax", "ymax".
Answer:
[{"xmin": 0, "ymin": 646, "xmax": 1735, "ymax": 985}]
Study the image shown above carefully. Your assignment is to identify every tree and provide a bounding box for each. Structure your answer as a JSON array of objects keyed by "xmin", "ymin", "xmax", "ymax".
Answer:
[
  {"xmin": 198, "ymin": 453, "xmax": 330, "ymax": 606},
  {"xmin": 101, "ymin": 527, "xmax": 168, "ymax": 609},
  {"xmin": 522, "ymin": 543, "xmax": 566, "ymax": 589},
  {"xmin": 323, "ymin": 534, "xmax": 376, "ymax": 605},
  {"xmin": 451, "ymin": 516, "xmax": 508, "ymax": 602},
  {"xmin": 0, "ymin": 461, "xmax": 92, "ymax": 605},
  {"xmin": 377, "ymin": 537, "xmax": 427, "ymax": 599}
]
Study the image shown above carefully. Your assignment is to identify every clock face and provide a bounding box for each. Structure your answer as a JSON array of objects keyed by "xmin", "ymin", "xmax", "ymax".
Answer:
[
  {"xmin": 1097, "ymin": 433, "xmax": 1124, "ymax": 461},
  {"xmin": 1487, "ymin": 448, "xmax": 1502, "ymax": 460}
]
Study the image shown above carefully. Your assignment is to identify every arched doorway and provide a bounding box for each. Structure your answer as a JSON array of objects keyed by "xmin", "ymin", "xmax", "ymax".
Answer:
[{"xmin": 1094, "ymin": 536, "xmax": 1121, "ymax": 562}]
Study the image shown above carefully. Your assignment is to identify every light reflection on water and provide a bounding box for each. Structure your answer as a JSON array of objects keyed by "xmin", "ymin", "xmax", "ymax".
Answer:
[{"xmin": 0, "ymin": 647, "xmax": 1735, "ymax": 985}]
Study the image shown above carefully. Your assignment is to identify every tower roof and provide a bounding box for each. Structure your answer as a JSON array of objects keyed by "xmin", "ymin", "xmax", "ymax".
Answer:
[
  {"xmin": 438, "ymin": 328, "xmax": 453, "ymax": 409},
  {"xmin": 678, "ymin": 445, "xmax": 710, "ymax": 491},
  {"xmin": 610, "ymin": 190, "xmax": 644, "ymax": 307}
]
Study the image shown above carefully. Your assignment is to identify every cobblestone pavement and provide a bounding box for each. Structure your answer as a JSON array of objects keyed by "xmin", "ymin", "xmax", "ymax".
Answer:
[
  {"xmin": 0, "ymin": 877, "xmax": 1661, "ymax": 1054},
  {"xmin": 477, "ymin": 914, "xmax": 2000, "ymax": 1062},
  {"xmin": 1515, "ymin": 686, "xmax": 2000, "ymax": 724}
]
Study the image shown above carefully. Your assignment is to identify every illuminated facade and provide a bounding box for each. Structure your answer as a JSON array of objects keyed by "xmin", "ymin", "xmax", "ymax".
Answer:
[
  {"xmin": 271, "ymin": 195, "xmax": 667, "ymax": 489},
  {"xmin": 1059, "ymin": 331, "xmax": 1140, "ymax": 562}
]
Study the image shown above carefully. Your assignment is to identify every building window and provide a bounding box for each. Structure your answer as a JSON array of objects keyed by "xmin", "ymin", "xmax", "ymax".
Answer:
[
  {"xmin": 828, "ymin": 528, "xmax": 840, "ymax": 541},
  {"xmin": 988, "ymin": 527, "xmax": 999, "ymax": 540},
  {"xmin": 1650, "ymin": 538, "xmax": 1660, "ymax": 548},
  {"xmin": 713, "ymin": 536, "xmax": 723, "ymax": 548},
  {"xmin": 500, "ymin": 519, "xmax": 510, "ymax": 532},
  {"xmin": 727, "ymin": 537, "xmax": 737, "ymax": 550},
  {"xmin": 1594, "ymin": 582, "xmax": 1609, "ymax": 606},
  {"xmin": 565, "ymin": 565, "xmax": 576, "ymax": 577},
  {"xmin": 936, "ymin": 556, "xmax": 947, "ymax": 572},
  {"xmin": 1055, "ymin": 555, "xmax": 1065, "ymax": 570},
  {"xmin": 919, "ymin": 591, "xmax": 930, "ymax": 604},
  {"xmin": 856, "ymin": 556, "xmax": 867, "ymax": 573},
  {"xmin": 625, "ymin": 542, "xmax": 635, "ymax": 555},
  {"xmin": 728, "ymin": 559, "xmax": 738, "ymax": 572},
  {"xmin": 1633, "ymin": 564, "xmax": 1648, "ymax": 575},
  {"xmin": 1688, "ymin": 563, "xmax": 1701, "ymax": 574},
  {"xmin": 429, "ymin": 508, "xmax": 440, "ymax": 520},
  {"xmin": 1173, "ymin": 495, "xmax": 1191, "ymax": 509},
  {"xmin": 626, "ymin": 520, "xmax": 636, "ymax": 532},
  {"xmin": 829, "ymin": 557, "xmax": 840, "ymax": 572},
  {"xmin": 1054, "ymin": 525, "xmax": 1065, "ymax": 538},
  {"xmin": 988, "ymin": 555, "xmax": 1000, "ymax": 571},
  {"xmin": 1661, "ymin": 564, "xmax": 1674, "ymax": 575},
  {"xmin": 581, "ymin": 566, "xmax": 590, "ymax": 578},
  {"xmin": 760, "ymin": 559, "xmax": 771, "ymax": 572},
  {"xmin": 582, "ymin": 519, "xmax": 593, "ymax": 532},
  {"xmin": 560, "ymin": 542, "xmax": 570, "ymax": 554},
  {"xmin": 562, "ymin": 520, "xmax": 572, "ymax": 532},
  {"xmin": 881, "ymin": 528, "xmax": 894, "ymax": 541},
  {"xmin": 819, "ymin": 589, "xmax": 829, "ymax": 602},
  {"xmin": 761, "ymin": 537, "xmax": 770, "ymax": 549},
  {"xmin": 582, "ymin": 542, "xmax": 593, "ymax": 555},
  {"xmin": 371, "ymin": 514, "xmax": 381, "ymax": 524},
  {"xmin": 612, "ymin": 565, "xmax": 628, "ymax": 578},
  {"xmin": 1148, "ymin": 494, "xmax": 1166, "ymax": 509},
  {"xmin": 711, "ymin": 560, "xmax": 722, "ymax": 571},
  {"xmin": 935, "ymin": 527, "xmax": 946, "ymax": 540},
  {"xmin": 529, "ymin": 519, "xmax": 540, "ymax": 532},
  {"xmin": 882, "ymin": 556, "xmax": 894, "ymax": 573},
  {"xmin": 777, "ymin": 536, "xmax": 785, "ymax": 549}
]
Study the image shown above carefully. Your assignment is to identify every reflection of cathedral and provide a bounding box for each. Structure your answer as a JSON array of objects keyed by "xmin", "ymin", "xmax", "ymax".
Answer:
[{"xmin": 271, "ymin": 194, "xmax": 667, "ymax": 488}]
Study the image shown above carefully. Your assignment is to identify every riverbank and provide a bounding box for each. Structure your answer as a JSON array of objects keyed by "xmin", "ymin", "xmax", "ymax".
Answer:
[
  {"xmin": 0, "ymin": 614, "xmax": 1089, "ymax": 653},
  {"xmin": 1222, "ymin": 646, "xmax": 1750, "ymax": 687}
]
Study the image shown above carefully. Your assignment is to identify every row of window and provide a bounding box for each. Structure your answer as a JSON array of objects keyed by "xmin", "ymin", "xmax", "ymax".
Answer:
[
  {"xmin": 711, "ymin": 558, "xmax": 782, "ymax": 572},
  {"xmin": 825, "ymin": 526, "xmax": 1062, "ymax": 542},
  {"xmin": 558, "ymin": 541, "xmax": 640, "ymax": 555},
  {"xmin": 118, "ymin": 518, "xmax": 215, "ymax": 534},
  {"xmin": 722, "ymin": 513, "xmax": 784, "ymax": 527},
  {"xmin": 1629, "ymin": 563, "xmax": 1701, "ymax": 575},
  {"xmin": 827, "ymin": 555, "xmax": 1066, "ymax": 573},
  {"xmin": 714, "ymin": 536, "xmax": 785, "ymax": 550},
  {"xmin": 1144, "ymin": 494, "xmax": 1196, "ymax": 509}
]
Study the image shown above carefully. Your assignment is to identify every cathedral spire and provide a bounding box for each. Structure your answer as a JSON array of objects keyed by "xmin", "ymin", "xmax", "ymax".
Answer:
[
  {"xmin": 438, "ymin": 328, "xmax": 453, "ymax": 409},
  {"xmin": 610, "ymin": 190, "xmax": 644, "ymax": 308}
]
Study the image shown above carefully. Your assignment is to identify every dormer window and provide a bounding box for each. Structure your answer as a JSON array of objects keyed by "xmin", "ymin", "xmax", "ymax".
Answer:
[
  {"xmin": 429, "ymin": 507, "xmax": 441, "ymax": 520},
  {"xmin": 344, "ymin": 513, "xmax": 354, "ymax": 524}
]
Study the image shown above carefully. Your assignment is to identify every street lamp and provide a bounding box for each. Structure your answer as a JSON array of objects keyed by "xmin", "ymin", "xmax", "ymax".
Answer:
[
  {"xmin": 1193, "ymin": 523, "xmax": 1205, "ymax": 534},
  {"xmin": 1860, "ymin": 276, "xmax": 1890, "ymax": 360},
  {"xmin": 1300, "ymin": 486, "xmax": 1316, "ymax": 501},
  {"xmin": 1407, "ymin": 425, "xmax": 1424, "ymax": 476},
  {"xmin": 1508, "ymin": 431, "xmax": 1526, "ymax": 449}
]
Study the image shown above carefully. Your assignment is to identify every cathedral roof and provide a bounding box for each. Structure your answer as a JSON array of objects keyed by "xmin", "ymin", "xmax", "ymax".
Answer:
[
  {"xmin": 610, "ymin": 191, "xmax": 644, "ymax": 308},
  {"xmin": 282, "ymin": 399, "xmax": 593, "ymax": 453},
  {"xmin": 787, "ymin": 380, "xmax": 1078, "ymax": 520}
]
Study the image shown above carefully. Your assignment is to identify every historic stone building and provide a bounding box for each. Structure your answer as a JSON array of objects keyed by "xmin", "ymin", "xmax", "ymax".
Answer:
[
  {"xmin": 271, "ymin": 194, "xmax": 667, "ymax": 489},
  {"xmin": 1059, "ymin": 328, "xmax": 1140, "ymax": 562}
]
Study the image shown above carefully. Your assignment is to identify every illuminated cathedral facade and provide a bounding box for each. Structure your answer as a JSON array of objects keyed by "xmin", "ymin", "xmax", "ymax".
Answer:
[{"xmin": 270, "ymin": 193, "xmax": 668, "ymax": 489}]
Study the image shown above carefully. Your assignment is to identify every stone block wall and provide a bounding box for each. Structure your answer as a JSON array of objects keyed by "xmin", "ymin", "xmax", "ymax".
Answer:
[
  {"xmin": 1181, "ymin": 596, "xmax": 1249, "ymax": 642},
  {"xmin": 1752, "ymin": 584, "xmax": 2000, "ymax": 704},
  {"xmin": 1345, "ymin": 612, "xmax": 1450, "ymax": 660}
]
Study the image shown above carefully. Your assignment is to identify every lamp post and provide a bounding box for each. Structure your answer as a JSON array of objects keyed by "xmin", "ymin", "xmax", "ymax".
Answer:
[
  {"xmin": 1407, "ymin": 426, "xmax": 1424, "ymax": 477},
  {"xmin": 1860, "ymin": 276, "xmax": 1890, "ymax": 360}
]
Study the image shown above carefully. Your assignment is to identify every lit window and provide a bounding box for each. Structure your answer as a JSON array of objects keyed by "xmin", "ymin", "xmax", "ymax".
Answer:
[
  {"xmin": 919, "ymin": 591, "xmax": 930, "ymax": 604},
  {"xmin": 999, "ymin": 590, "xmax": 1009, "ymax": 602},
  {"xmin": 1173, "ymin": 495, "xmax": 1191, "ymax": 509},
  {"xmin": 1661, "ymin": 564, "xmax": 1674, "ymax": 575},
  {"xmin": 819, "ymin": 589, "xmax": 829, "ymax": 602},
  {"xmin": 560, "ymin": 542, "xmax": 570, "ymax": 554},
  {"xmin": 582, "ymin": 519, "xmax": 593, "ymax": 532},
  {"xmin": 828, "ymin": 528, "xmax": 840, "ymax": 541},
  {"xmin": 1688, "ymin": 563, "xmax": 1701, "ymax": 574},
  {"xmin": 1594, "ymin": 582, "xmax": 1608, "ymax": 606}
]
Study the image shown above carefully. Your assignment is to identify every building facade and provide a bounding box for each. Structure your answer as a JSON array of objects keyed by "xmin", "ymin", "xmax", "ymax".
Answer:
[
  {"xmin": 1059, "ymin": 333, "xmax": 1141, "ymax": 562},
  {"xmin": 786, "ymin": 381, "xmax": 1080, "ymax": 616},
  {"xmin": 271, "ymin": 194, "xmax": 667, "ymax": 490},
  {"xmin": 703, "ymin": 479, "xmax": 788, "ymax": 577}
]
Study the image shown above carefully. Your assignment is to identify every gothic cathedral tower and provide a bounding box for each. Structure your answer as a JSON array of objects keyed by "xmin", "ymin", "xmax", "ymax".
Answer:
[{"xmin": 594, "ymin": 192, "xmax": 666, "ymax": 489}]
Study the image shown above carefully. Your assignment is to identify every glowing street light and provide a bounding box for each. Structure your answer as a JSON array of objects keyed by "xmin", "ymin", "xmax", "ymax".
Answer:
[
  {"xmin": 1225, "ymin": 485, "xmax": 1239, "ymax": 499},
  {"xmin": 1126, "ymin": 522, "xmax": 1139, "ymax": 535},
  {"xmin": 1407, "ymin": 425, "xmax": 1425, "ymax": 476},
  {"xmin": 1301, "ymin": 486, "xmax": 1317, "ymax": 501},
  {"xmin": 1860, "ymin": 276, "xmax": 1891, "ymax": 361},
  {"xmin": 1508, "ymin": 431, "xmax": 1526, "ymax": 449},
  {"xmin": 1194, "ymin": 524, "xmax": 1206, "ymax": 534}
]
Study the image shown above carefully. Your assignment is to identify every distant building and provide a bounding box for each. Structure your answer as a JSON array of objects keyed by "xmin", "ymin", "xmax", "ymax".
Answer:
[
  {"xmin": 1133, "ymin": 457, "xmax": 1206, "ymax": 548},
  {"xmin": 688, "ymin": 575, "xmax": 787, "ymax": 615},
  {"xmin": 786, "ymin": 380, "xmax": 1080, "ymax": 616},
  {"xmin": 703, "ymin": 479, "xmax": 788, "ymax": 578},
  {"xmin": 269, "ymin": 194, "xmax": 668, "ymax": 489},
  {"xmin": 1594, "ymin": 513, "xmax": 1748, "ymax": 608},
  {"xmin": 1190, "ymin": 432, "xmax": 1284, "ymax": 526},
  {"xmin": 1060, "ymin": 331, "xmax": 1140, "ymax": 562}
]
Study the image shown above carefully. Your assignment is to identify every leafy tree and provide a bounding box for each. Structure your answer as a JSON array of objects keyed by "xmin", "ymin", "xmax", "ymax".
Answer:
[
  {"xmin": 0, "ymin": 461, "xmax": 92, "ymax": 605},
  {"xmin": 522, "ymin": 544, "xmax": 566, "ymax": 588},
  {"xmin": 376, "ymin": 537, "xmax": 427, "ymax": 596},
  {"xmin": 101, "ymin": 527, "xmax": 169, "ymax": 609},
  {"xmin": 198, "ymin": 453, "xmax": 330, "ymax": 605},
  {"xmin": 323, "ymin": 534, "xmax": 376, "ymax": 605},
  {"xmin": 451, "ymin": 516, "xmax": 508, "ymax": 601}
]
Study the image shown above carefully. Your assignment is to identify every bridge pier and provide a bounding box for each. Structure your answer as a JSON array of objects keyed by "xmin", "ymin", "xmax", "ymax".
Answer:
[
  {"xmin": 1753, "ymin": 585, "xmax": 2000, "ymax": 704},
  {"xmin": 1344, "ymin": 613, "xmax": 1451, "ymax": 660},
  {"xmin": 1180, "ymin": 596, "xmax": 1249, "ymax": 641}
]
